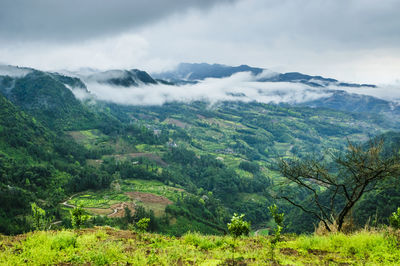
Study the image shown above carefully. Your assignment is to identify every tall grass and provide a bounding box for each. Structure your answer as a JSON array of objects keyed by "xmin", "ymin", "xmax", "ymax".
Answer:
[{"xmin": 1, "ymin": 227, "xmax": 399, "ymax": 265}]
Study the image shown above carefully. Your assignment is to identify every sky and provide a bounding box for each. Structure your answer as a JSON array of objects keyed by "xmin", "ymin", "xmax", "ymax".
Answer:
[{"xmin": 0, "ymin": 0, "xmax": 399, "ymax": 85}]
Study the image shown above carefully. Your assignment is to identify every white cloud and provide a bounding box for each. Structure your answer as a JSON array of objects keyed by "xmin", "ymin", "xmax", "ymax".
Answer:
[
  {"xmin": 0, "ymin": 65, "xmax": 31, "ymax": 77},
  {"xmin": 333, "ymin": 81, "xmax": 400, "ymax": 103},
  {"xmin": 71, "ymin": 72, "xmax": 331, "ymax": 106}
]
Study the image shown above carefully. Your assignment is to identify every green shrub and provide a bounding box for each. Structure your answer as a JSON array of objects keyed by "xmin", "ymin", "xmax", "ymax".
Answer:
[
  {"xmin": 29, "ymin": 203, "xmax": 52, "ymax": 231},
  {"xmin": 70, "ymin": 206, "xmax": 89, "ymax": 229},
  {"xmin": 227, "ymin": 213, "xmax": 250, "ymax": 238},
  {"xmin": 51, "ymin": 231, "xmax": 77, "ymax": 250},
  {"xmin": 135, "ymin": 218, "xmax": 150, "ymax": 232},
  {"xmin": 389, "ymin": 207, "xmax": 400, "ymax": 229},
  {"xmin": 268, "ymin": 204, "xmax": 285, "ymax": 260}
]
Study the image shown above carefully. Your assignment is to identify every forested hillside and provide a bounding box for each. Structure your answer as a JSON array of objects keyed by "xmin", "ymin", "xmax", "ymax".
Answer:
[
  {"xmin": 1, "ymin": 0, "xmax": 399, "ymax": 264},
  {"xmin": 1, "ymin": 65, "xmax": 400, "ymax": 238}
]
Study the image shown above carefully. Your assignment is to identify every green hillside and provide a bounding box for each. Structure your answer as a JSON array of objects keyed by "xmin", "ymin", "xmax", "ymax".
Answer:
[
  {"xmin": 0, "ymin": 94, "xmax": 121, "ymax": 234},
  {"xmin": 0, "ymin": 70, "xmax": 122, "ymax": 131},
  {"xmin": 1, "ymin": 67, "xmax": 400, "ymax": 258}
]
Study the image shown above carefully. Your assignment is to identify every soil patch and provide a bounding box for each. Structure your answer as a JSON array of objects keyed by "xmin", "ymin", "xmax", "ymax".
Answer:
[
  {"xmin": 126, "ymin": 191, "xmax": 173, "ymax": 205},
  {"xmin": 164, "ymin": 118, "xmax": 190, "ymax": 128},
  {"xmin": 108, "ymin": 202, "xmax": 136, "ymax": 218},
  {"xmin": 280, "ymin": 247, "xmax": 299, "ymax": 256},
  {"xmin": 224, "ymin": 258, "xmax": 257, "ymax": 266},
  {"xmin": 308, "ymin": 249, "xmax": 329, "ymax": 256},
  {"xmin": 85, "ymin": 208, "xmax": 113, "ymax": 216},
  {"xmin": 104, "ymin": 228, "xmax": 137, "ymax": 240}
]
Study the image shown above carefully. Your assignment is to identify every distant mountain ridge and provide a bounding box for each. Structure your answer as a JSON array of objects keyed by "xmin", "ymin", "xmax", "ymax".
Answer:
[
  {"xmin": 0, "ymin": 63, "xmax": 395, "ymax": 123},
  {"xmin": 153, "ymin": 62, "xmax": 377, "ymax": 88},
  {"xmin": 83, "ymin": 69, "xmax": 158, "ymax": 87},
  {"xmin": 152, "ymin": 62, "xmax": 396, "ymax": 117},
  {"xmin": 152, "ymin": 63, "xmax": 263, "ymax": 81},
  {"xmin": 302, "ymin": 90, "xmax": 400, "ymax": 117}
]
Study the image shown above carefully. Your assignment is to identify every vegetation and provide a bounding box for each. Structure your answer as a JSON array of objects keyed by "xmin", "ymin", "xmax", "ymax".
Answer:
[
  {"xmin": 134, "ymin": 217, "xmax": 151, "ymax": 232},
  {"xmin": 2, "ymin": 87, "xmax": 400, "ymax": 235},
  {"xmin": 2, "ymin": 67, "xmax": 400, "ymax": 265},
  {"xmin": 268, "ymin": 204, "xmax": 285, "ymax": 261},
  {"xmin": 279, "ymin": 140, "xmax": 400, "ymax": 232},
  {"xmin": 227, "ymin": 213, "xmax": 250, "ymax": 238},
  {"xmin": 389, "ymin": 207, "xmax": 400, "ymax": 229},
  {"xmin": 1, "ymin": 227, "xmax": 400, "ymax": 265},
  {"xmin": 29, "ymin": 203, "xmax": 52, "ymax": 231},
  {"xmin": 70, "ymin": 207, "xmax": 89, "ymax": 229}
]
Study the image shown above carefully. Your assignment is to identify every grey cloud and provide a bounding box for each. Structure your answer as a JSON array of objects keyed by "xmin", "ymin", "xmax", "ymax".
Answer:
[
  {"xmin": 0, "ymin": 0, "xmax": 234, "ymax": 43},
  {"xmin": 153, "ymin": 0, "xmax": 400, "ymax": 50},
  {"xmin": 137, "ymin": 0, "xmax": 400, "ymax": 83},
  {"xmin": 1, "ymin": 0, "xmax": 399, "ymax": 84}
]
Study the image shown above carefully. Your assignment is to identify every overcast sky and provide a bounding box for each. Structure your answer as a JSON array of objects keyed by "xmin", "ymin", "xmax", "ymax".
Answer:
[{"xmin": 0, "ymin": 0, "xmax": 399, "ymax": 84}]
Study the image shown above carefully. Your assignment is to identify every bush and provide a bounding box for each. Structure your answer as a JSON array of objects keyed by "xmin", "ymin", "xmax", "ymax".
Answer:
[
  {"xmin": 268, "ymin": 204, "xmax": 285, "ymax": 261},
  {"xmin": 135, "ymin": 218, "xmax": 150, "ymax": 232},
  {"xmin": 29, "ymin": 203, "xmax": 52, "ymax": 231},
  {"xmin": 227, "ymin": 213, "xmax": 250, "ymax": 238},
  {"xmin": 389, "ymin": 207, "xmax": 400, "ymax": 229},
  {"xmin": 51, "ymin": 231, "xmax": 77, "ymax": 250},
  {"xmin": 70, "ymin": 206, "xmax": 89, "ymax": 229}
]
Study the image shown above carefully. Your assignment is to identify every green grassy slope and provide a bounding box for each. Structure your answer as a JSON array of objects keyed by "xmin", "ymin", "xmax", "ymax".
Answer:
[{"xmin": 1, "ymin": 228, "xmax": 399, "ymax": 265}]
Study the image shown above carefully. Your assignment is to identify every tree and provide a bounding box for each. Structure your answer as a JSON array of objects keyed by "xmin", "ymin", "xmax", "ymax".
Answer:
[
  {"xmin": 29, "ymin": 203, "xmax": 52, "ymax": 231},
  {"xmin": 135, "ymin": 217, "xmax": 150, "ymax": 232},
  {"xmin": 389, "ymin": 207, "xmax": 400, "ymax": 229},
  {"xmin": 227, "ymin": 213, "xmax": 250, "ymax": 265},
  {"xmin": 70, "ymin": 206, "xmax": 89, "ymax": 229},
  {"xmin": 279, "ymin": 139, "xmax": 400, "ymax": 232},
  {"xmin": 268, "ymin": 204, "xmax": 284, "ymax": 261},
  {"xmin": 227, "ymin": 213, "xmax": 250, "ymax": 237},
  {"xmin": 124, "ymin": 206, "xmax": 133, "ymax": 224}
]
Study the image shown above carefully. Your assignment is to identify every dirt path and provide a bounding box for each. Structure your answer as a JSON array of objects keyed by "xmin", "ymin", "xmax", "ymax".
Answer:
[
  {"xmin": 59, "ymin": 193, "xmax": 136, "ymax": 218},
  {"xmin": 61, "ymin": 193, "xmax": 80, "ymax": 208},
  {"xmin": 48, "ymin": 220, "xmax": 62, "ymax": 230},
  {"xmin": 51, "ymin": 194, "xmax": 81, "ymax": 229}
]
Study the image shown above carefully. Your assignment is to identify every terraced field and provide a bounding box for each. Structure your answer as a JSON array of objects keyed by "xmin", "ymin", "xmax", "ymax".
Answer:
[{"xmin": 64, "ymin": 179, "xmax": 186, "ymax": 217}]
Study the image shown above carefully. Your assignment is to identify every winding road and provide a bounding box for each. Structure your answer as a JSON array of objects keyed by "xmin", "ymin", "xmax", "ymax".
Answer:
[{"xmin": 61, "ymin": 193, "xmax": 79, "ymax": 208}]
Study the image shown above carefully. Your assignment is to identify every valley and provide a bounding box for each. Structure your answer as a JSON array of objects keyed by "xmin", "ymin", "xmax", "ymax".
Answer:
[
  {"xmin": 1, "ymin": 63, "xmax": 400, "ymax": 245},
  {"xmin": 1, "ymin": 1, "xmax": 399, "ymax": 264}
]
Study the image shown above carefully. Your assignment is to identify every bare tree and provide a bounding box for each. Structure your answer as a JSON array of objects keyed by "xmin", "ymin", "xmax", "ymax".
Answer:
[{"xmin": 279, "ymin": 139, "xmax": 400, "ymax": 232}]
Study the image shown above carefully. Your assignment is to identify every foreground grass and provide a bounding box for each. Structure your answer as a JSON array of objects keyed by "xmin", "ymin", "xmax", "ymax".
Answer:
[{"xmin": 0, "ymin": 227, "xmax": 399, "ymax": 265}]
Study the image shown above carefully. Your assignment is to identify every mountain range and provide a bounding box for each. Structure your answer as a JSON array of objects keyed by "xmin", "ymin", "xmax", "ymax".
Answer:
[
  {"xmin": 153, "ymin": 62, "xmax": 376, "ymax": 88},
  {"xmin": 1, "ymin": 63, "xmax": 397, "ymax": 123},
  {"xmin": 1, "ymin": 62, "xmax": 400, "ymax": 236}
]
